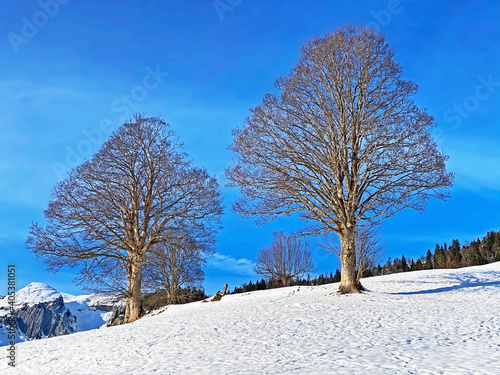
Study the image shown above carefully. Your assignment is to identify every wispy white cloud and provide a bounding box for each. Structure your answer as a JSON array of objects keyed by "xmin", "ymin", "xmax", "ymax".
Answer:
[
  {"xmin": 207, "ymin": 253, "xmax": 256, "ymax": 276},
  {"xmin": 447, "ymin": 149, "xmax": 500, "ymax": 194}
]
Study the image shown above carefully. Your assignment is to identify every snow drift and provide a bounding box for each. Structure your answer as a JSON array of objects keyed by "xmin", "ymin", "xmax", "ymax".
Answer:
[{"xmin": 2, "ymin": 263, "xmax": 500, "ymax": 374}]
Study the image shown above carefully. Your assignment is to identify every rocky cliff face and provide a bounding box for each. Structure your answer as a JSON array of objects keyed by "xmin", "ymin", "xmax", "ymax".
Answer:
[{"xmin": 14, "ymin": 296, "xmax": 76, "ymax": 339}]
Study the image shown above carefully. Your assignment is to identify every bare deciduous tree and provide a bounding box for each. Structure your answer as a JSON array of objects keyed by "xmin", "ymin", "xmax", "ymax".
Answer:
[
  {"xmin": 354, "ymin": 225, "xmax": 385, "ymax": 281},
  {"xmin": 226, "ymin": 26, "xmax": 453, "ymax": 293},
  {"xmin": 254, "ymin": 234, "xmax": 316, "ymax": 287},
  {"xmin": 28, "ymin": 114, "xmax": 223, "ymax": 323},
  {"xmin": 142, "ymin": 229, "xmax": 206, "ymax": 305}
]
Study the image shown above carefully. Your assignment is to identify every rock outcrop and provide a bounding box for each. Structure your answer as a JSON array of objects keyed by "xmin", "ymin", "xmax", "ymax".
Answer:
[{"xmin": 14, "ymin": 296, "xmax": 76, "ymax": 339}]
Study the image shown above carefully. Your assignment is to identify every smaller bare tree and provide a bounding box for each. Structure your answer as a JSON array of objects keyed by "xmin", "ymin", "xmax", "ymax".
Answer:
[
  {"xmin": 142, "ymin": 230, "xmax": 205, "ymax": 305},
  {"xmin": 354, "ymin": 225, "xmax": 385, "ymax": 280},
  {"xmin": 254, "ymin": 234, "xmax": 316, "ymax": 287},
  {"xmin": 322, "ymin": 225, "xmax": 385, "ymax": 281}
]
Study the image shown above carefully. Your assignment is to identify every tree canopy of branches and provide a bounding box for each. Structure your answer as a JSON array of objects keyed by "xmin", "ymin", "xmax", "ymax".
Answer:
[
  {"xmin": 226, "ymin": 25, "xmax": 453, "ymax": 293},
  {"xmin": 28, "ymin": 114, "xmax": 223, "ymax": 323},
  {"xmin": 254, "ymin": 234, "xmax": 316, "ymax": 287},
  {"xmin": 142, "ymin": 229, "xmax": 206, "ymax": 305}
]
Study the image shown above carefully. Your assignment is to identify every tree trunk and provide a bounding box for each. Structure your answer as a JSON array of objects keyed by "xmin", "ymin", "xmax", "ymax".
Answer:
[
  {"xmin": 356, "ymin": 257, "xmax": 364, "ymax": 282},
  {"xmin": 356, "ymin": 262, "xmax": 363, "ymax": 282},
  {"xmin": 167, "ymin": 287, "xmax": 179, "ymax": 305},
  {"xmin": 338, "ymin": 227, "xmax": 364, "ymax": 294},
  {"xmin": 124, "ymin": 256, "xmax": 144, "ymax": 323},
  {"xmin": 281, "ymin": 275, "xmax": 291, "ymax": 287}
]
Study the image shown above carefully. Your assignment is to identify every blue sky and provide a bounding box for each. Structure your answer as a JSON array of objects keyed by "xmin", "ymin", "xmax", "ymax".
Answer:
[{"xmin": 1, "ymin": 0, "xmax": 499, "ymax": 296}]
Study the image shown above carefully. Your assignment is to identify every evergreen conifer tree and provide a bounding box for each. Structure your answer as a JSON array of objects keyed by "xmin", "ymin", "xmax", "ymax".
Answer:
[
  {"xmin": 414, "ymin": 259, "xmax": 423, "ymax": 271},
  {"xmin": 333, "ymin": 269, "xmax": 341, "ymax": 283},
  {"xmin": 401, "ymin": 255, "xmax": 408, "ymax": 272},
  {"xmin": 470, "ymin": 241, "xmax": 484, "ymax": 266},
  {"xmin": 449, "ymin": 239, "xmax": 462, "ymax": 267},
  {"xmin": 425, "ymin": 249, "xmax": 433, "ymax": 269},
  {"xmin": 433, "ymin": 244, "xmax": 445, "ymax": 269}
]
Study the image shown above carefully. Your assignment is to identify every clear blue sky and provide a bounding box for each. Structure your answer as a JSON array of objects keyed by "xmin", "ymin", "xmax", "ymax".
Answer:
[{"xmin": 1, "ymin": 0, "xmax": 499, "ymax": 296}]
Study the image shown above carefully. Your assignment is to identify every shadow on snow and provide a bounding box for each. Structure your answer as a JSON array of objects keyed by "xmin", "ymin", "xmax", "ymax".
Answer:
[{"xmin": 388, "ymin": 275, "xmax": 500, "ymax": 295}]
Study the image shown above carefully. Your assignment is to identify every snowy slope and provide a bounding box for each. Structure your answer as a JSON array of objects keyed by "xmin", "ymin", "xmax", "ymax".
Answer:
[{"xmin": 2, "ymin": 263, "xmax": 500, "ymax": 374}]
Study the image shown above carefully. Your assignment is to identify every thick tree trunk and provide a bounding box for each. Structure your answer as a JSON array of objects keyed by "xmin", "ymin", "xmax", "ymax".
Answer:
[
  {"xmin": 338, "ymin": 227, "xmax": 364, "ymax": 294},
  {"xmin": 281, "ymin": 274, "xmax": 292, "ymax": 287},
  {"xmin": 167, "ymin": 287, "xmax": 179, "ymax": 305},
  {"xmin": 124, "ymin": 256, "xmax": 144, "ymax": 323}
]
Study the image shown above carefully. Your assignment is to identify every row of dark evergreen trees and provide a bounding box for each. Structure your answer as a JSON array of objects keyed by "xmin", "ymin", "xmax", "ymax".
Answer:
[
  {"xmin": 142, "ymin": 287, "xmax": 208, "ymax": 310},
  {"xmin": 231, "ymin": 229, "xmax": 500, "ymax": 294},
  {"xmin": 230, "ymin": 270, "xmax": 342, "ymax": 294},
  {"xmin": 377, "ymin": 230, "xmax": 500, "ymax": 276}
]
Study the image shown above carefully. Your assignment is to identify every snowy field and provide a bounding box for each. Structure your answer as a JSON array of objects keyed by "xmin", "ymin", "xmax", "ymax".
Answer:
[{"xmin": 2, "ymin": 263, "xmax": 500, "ymax": 374}]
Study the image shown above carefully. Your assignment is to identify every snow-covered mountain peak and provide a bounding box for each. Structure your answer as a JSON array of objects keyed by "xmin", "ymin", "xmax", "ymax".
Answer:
[{"xmin": 15, "ymin": 282, "xmax": 62, "ymax": 305}]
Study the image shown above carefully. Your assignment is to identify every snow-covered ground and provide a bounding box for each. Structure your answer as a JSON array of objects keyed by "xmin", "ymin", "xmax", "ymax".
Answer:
[{"xmin": 2, "ymin": 263, "xmax": 500, "ymax": 374}]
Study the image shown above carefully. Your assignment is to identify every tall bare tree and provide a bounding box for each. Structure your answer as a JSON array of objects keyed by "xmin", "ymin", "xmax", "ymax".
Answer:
[
  {"xmin": 142, "ymin": 229, "xmax": 206, "ymax": 304},
  {"xmin": 28, "ymin": 114, "xmax": 223, "ymax": 322},
  {"xmin": 226, "ymin": 26, "xmax": 453, "ymax": 293},
  {"xmin": 254, "ymin": 234, "xmax": 316, "ymax": 287}
]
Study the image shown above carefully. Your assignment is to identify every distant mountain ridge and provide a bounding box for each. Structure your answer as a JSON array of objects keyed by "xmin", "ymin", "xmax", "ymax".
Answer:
[{"xmin": 0, "ymin": 282, "xmax": 121, "ymax": 346}]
